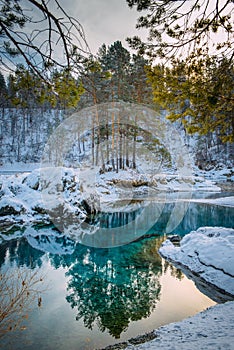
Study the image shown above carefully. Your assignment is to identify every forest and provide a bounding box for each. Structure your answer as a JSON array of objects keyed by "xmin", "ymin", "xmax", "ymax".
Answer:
[
  {"xmin": 0, "ymin": 39, "xmax": 233, "ymax": 169},
  {"xmin": 0, "ymin": 0, "xmax": 233, "ymax": 170},
  {"xmin": 0, "ymin": 3, "xmax": 233, "ymax": 348}
]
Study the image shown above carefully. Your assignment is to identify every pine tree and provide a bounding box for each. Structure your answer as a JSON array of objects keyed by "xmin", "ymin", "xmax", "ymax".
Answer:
[
  {"xmin": 103, "ymin": 41, "xmax": 131, "ymax": 102},
  {"xmin": 0, "ymin": 71, "xmax": 7, "ymax": 108},
  {"xmin": 80, "ymin": 42, "xmax": 154, "ymax": 172},
  {"xmin": 129, "ymin": 54, "xmax": 152, "ymax": 104},
  {"xmin": 52, "ymin": 70, "xmax": 84, "ymax": 110},
  {"xmin": 147, "ymin": 55, "xmax": 234, "ymax": 143}
]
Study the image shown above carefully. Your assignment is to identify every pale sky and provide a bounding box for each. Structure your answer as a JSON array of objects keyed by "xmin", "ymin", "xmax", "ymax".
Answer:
[
  {"xmin": 1, "ymin": 0, "xmax": 144, "ymax": 76},
  {"xmin": 62, "ymin": 0, "xmax": 231, "ymax": 57},
  {"xmin": 2, "ymin": 0, "xmax": 231, "ymax": 76},
  {"xmin": 62, "ymin": 0, "xmax": 145, "ymax": 54}
]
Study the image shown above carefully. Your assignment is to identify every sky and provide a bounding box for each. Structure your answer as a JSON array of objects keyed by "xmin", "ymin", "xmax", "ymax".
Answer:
[
  {"xmin": 0, "ymin": 0, "xmax": 144, "ymax": 77},
  {"xmin": 58, "ymin": 0, "xmax": 231, "ymax": 58},
  {"xmin": 1, "ymin": 0, "xmax": 231, "ymax": 76},
  {"xmin": 63, "ymin": 0, "xmax": 145, "ymax": 54}
]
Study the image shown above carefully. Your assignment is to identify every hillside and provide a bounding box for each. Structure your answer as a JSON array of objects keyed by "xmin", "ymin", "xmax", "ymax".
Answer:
[{"xmin": 0, "ymin": 106, "xmax": 233, "ymax": 177}]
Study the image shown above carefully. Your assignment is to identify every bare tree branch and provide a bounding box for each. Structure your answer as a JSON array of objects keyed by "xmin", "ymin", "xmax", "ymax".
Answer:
[
  {"xmin": 0, "ymin": 267, "xmax": 45, "ymax": 338},
  {"xmin": 0, "ymin": 0, "xmax": 91, "ymax": 81}
]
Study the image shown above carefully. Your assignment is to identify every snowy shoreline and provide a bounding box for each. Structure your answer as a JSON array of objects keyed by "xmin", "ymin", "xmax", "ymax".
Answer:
[
  {"xmin": 100, "ymin": 227, "xmax": 234, "ymax": 350},
  {"xmin": 123, "ymin": 301, "xmax": 234, "ymax": 350},
  {"xmin": 159, "ymin": 227, "xmax": 234, "ymax": 297},
  {"xmin": 0, "ymin": 165, "xmax": 233, "ymax": 231},
  {"xmin": 0, "ymin": 166, "xmax": 234, "ymax": 349},
  {"xmin": 99, "ymin": 302, "xmax": 234, "ymax": 350}
]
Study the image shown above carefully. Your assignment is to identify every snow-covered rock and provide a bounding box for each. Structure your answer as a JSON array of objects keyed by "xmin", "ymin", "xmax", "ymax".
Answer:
[
  {"xmin": 159, "ymin": 227, "xmax": 234, "ymax": 296},
  {"xmin": 0, "ymin": 167, "xmax": 87, "ymax": 229},
  {"xmin": 22, "ymin": 169, "xmax": 40, "ymax": 190},
  {"xmin": 0, "ymin": 197, "xmax": 26, "ymax": 215}
]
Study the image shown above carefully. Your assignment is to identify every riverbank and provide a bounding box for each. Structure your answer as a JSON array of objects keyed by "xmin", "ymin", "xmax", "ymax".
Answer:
[
  {"xmin": 100, "ymin": 226, "xmax": 234, "ymax": 350},
  {"xmin": 0, "ymin": 165, "xmax": 230, "ymax": 231},
  {"xmin": 100, "ymin": 301, "xmax": 234, "ymax": 350},
  {"xmin": 109, "ymin": 301, "xmax": 234, "ymax": 350}
]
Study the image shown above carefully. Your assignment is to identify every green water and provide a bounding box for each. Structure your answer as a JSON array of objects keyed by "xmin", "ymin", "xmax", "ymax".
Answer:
[{"xmin": 0, "ymin": 200, "xmax": 233, "ymax": 350}]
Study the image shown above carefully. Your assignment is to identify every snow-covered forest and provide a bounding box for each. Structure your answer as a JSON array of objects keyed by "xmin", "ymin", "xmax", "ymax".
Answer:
[
  {"xmin": 0, "ymin": 41, "xmax": 233, "ymax": 170},
  {"xmin": 0, "ymin": 1, "xmax": 233, "ymax": 349}
]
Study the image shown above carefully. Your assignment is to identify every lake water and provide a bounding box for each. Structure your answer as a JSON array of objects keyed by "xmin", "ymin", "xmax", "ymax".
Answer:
[{"xmin": 0, "ymin": 199, "xmax": 233, "ymax": 350}]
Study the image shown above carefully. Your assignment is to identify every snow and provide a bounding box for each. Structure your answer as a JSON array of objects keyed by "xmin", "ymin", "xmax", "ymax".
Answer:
[
  {"xmin": 122, "ymin": 227, "xmax": 234, "ymax": 350},
  {"xmin": 0, "ymin": 165, "xmax": 225, "ymax": 226},
  {"xmin": 125, "ymin": 301, "xmax": 234, "ymax": 350},
  {"xmin": 95, "ymin": 169, "xmax": 222, "ymax": 209},
  {"xmin": 0, "ymin": 162, "xmax": 39, "ymax": 174},
  {"xmin": 0, "ymin": 171, "xmax": 46, "ymax": 219},
  {"xmin": 195, "ymin": 166, "xmax": 234, "ymax": 183},
  {"xmin": 159, "ymin": 227, "xmax": 234, "ymax": 296},
  {"xmin": 189, "ymin": 196, "xmax": 234, "ymax": 207},
  {"xmin": 0, "ymin": 167, "xmax": 86, "ymax": 229}
]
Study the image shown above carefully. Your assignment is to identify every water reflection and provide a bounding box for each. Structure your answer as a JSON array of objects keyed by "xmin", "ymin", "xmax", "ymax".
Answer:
[
  {"xmin": 174, "ymin": 201, "xmax": 234, "ymax": 234},
  {"xmin": 1, "ymin": 202, "xmax": 233, "ymax": 253},
  {"xmin": 0, "ymin": 235, "xmax": 176, "ymax": 340},
  {"xmin": 68, "ymin": 200, "xmax": 234, "ymax": 248},
  {"xmin": 0, "ymin": 238, "xmax": 44, "ymax": 268},
  {"xmin": 0, "ymin": 233, "xmax": 216, "ymax": 350},
  {"xmin": 0, "ymin": 233, "xmax": 198, "ymax": 341},
  {"xmin": 0, "ymin": 200, "xmax": 233, "ymax": 348},
  {"xmin": 0, "ymin": 264, "xmax": 44, "ymax": 338},
  {"xmin": 65, "ymin": 238, "xmax": 164, "ymax": 338},
  {"xmin": 146, "ymin": 201, "xmax": 234, "ymax": 235}
]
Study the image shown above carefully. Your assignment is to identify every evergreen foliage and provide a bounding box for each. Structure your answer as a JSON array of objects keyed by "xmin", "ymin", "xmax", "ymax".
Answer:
[
  {"xmin": 147, "ymin": 55, "xmax": 234, "ymax": 142},
  {"xmin": 1, "ymin": 66, "xmax": 84, "ymax": 110},
  {"xmin": 126, "ymin": 0, "xmax": 234, "ymax": 144},
  {"xmin": 51, "ymin": 70, "xmax": 84, "ymax": 109},
  {"xmin": 0, "ymin": 71, "xmax": 7, "ymax": 108},
  {"xmin": 81, "ymin": 41, "xmax": 153, "ymax": 105},
  {"xmin": 126, "ymin": 0, "xmax": 233, "ymax": 60},
  {"xmin": 78, "ymin": 42, "xmax": 155, "ymax": 172}
]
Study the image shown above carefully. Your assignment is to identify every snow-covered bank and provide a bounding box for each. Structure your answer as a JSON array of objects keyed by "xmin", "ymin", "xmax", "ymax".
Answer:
[
  {"xmin": 96, "ymin": 170, "xmax": 222, "ymax": 202},
  {"xmin": 0, "ymin": 166, "xmax": 225, "ymax": 227},
  {"xmin": 0, "ymin": 162, "xmax": 39, "ymax": 174},
  {"xmin": 0, "ymin": 167, "xmax": 86, "ymax": 230},
  {"xmin": 159, "ymin": 227, "xmax": 234, "ymax": 297},
  {"xmin": 196, "ymin": 166, "xmax": 234, "ymax": 183},
  {"xmin": 188, "ymin": 196, "xmax": 234, "ymax": 207},
  {"xmin": 102, "ymin": 227, "xmax": 234, "ymax": 350},
  {"xmin": 123, "ymin": 301, "xmax": 234, "ymax": 350}
]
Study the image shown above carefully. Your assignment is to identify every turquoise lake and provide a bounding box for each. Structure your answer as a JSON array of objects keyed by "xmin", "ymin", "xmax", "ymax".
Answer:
[{"xmin": 0, "ymin": 199, "xmax": 233, "ymax": 350}]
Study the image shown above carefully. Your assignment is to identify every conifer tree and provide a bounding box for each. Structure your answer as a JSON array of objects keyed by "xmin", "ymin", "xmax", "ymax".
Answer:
[
  {"xmin": 52, "ymin": 70, "xmax": 84, "ymax": 110},
  {"xmin": 147, "ymin": 55, "xmax": 234, "ymax": 142},
  {"xmin": 103, "ymin": 41, "xmax": 131, "ymax": 101},
  {"xmin": 130, "ymin": 54, "xmax": 152, "ymax": 104},
  {"xmin": 126, "ymin": 0, "xmax": 233, "ymax": 61},
  {"xmin": 127, "ymin": 0, "xmax": 233, "ymax": 145},
  {"xmin": 0, "ymin": 71, "xmax": 7, "ymax": 108}
]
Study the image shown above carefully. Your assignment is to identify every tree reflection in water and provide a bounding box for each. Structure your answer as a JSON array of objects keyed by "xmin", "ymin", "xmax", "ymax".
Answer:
[
  {"xmin": 2, "ymin": 197, "xmax": 231, "ymax": 341},
  {"xmin": 65, "ymin": 237, "xmax": 163, "ymax": 339}
]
